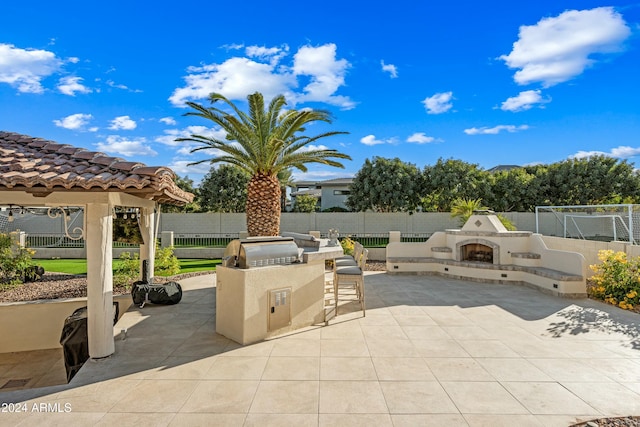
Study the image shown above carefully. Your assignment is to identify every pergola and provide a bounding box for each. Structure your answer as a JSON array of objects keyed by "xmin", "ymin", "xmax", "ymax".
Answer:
[{"xmin": 0, "ymin": 131, "xmax": 193, "ymax": 359}]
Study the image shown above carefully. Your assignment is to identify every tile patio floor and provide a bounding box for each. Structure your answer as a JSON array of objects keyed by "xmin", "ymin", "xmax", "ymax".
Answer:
[{"xmin": 1, "ymin": 271, "xmax": 640, "ymax": 426}]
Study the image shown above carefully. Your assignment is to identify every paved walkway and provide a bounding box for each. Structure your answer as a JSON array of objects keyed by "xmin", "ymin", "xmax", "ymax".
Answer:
[{"xmin": 1, "ymin": 272, "xmax": 640, "ymax": 426}]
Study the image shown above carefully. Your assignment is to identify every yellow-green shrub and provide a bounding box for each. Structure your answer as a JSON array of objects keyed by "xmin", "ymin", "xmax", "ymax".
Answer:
[{"xmin": 589, "ymin": 250, "xmax": 640, "ymax": 311}]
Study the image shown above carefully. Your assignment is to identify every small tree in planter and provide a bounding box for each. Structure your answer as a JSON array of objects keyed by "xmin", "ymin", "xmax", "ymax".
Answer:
[{"xmin": 0, "ymin": 233, "xmax": 38, "ymax": 288}]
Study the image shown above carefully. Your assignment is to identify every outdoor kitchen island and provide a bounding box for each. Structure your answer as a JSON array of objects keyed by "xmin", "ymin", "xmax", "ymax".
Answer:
[{"xmin": 215, "ymin": 237, "xmax": 343, "ymax": 345}]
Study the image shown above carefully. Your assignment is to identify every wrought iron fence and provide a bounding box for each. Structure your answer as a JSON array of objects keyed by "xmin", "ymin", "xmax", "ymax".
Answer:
[
  {"xmin": 400, "ymin": 233, "xmax": 432, "ymax": 243},
  {"xmin": 173, "ymin": 233, "xmax": 239, "ymax": 248}
]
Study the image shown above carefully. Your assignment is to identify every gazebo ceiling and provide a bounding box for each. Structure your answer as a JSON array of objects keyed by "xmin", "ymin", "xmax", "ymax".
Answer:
[{"xmin": 0, "ymin": 131, "xmax": 193, "ymax": 205}]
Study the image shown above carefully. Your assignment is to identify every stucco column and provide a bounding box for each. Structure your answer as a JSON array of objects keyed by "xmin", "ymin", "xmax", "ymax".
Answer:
[
  {"xmin": 139, "ymin": 208, "xmax": 156, "ymax": 282},
  {"xmin": 85, "ymin": 202, "xmax": 115, "ymax": 358}
]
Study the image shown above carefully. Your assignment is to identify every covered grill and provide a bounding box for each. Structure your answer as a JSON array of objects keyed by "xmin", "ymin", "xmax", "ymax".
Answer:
[{"xmin": 223, "ymin": 237, "xmax": 302, "ymax": 269}]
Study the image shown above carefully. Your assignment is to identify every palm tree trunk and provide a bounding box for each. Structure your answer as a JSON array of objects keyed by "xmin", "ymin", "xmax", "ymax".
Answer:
[{"xmin": 246, "ymin": 173, "xmax": 281, "ymax": 236}]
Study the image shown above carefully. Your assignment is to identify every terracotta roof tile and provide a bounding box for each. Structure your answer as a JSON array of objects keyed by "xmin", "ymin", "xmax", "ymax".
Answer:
[{"xmin": 0, "ymin": 131, "xmax": 193, "ymax": 205}]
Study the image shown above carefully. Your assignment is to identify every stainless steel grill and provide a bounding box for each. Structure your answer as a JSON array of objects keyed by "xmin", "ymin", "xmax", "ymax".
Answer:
[{"xmin": 223, "ymin": 237, "xmax": 302, "ymax": 269}]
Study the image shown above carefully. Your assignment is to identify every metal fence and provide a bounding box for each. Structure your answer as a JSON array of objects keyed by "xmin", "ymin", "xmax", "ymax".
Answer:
[{"xmin": 173, "ymin": 233, "xmax": 239, "ymax": 248}]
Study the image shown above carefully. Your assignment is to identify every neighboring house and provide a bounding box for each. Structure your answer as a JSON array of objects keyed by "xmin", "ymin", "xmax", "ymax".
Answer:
[{"xmin": 290, "ymin": 178, "xmax": 353, "ymax": 211}]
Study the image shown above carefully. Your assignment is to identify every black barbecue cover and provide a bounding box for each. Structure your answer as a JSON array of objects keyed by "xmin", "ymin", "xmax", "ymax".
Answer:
[
  {"xmin": 131, "ymin": 281, "xmax": 182, "ymax": 306},
  {"xmin": 59, "ymin": 302, "xmax": 119, "ymax": 383}
]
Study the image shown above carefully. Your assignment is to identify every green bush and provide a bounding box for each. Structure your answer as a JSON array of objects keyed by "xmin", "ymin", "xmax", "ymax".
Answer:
[
  {"xmin": 0, "ymin": 233, "xmax": 37, "ymax": 289},
  {"xmin": 589, "ymin": 250, "xmax": 640, "ymax": 311},
  {"xmin": 113, "ymin": 251, "xmax": 140, "ymax": 287},
  {"xmin": 340, "ymin": 236, "xmax": 356, "ymax": 257},
  {"xmin": 155, "ymin": 246, "xmax": 180, "ymax": 276}
]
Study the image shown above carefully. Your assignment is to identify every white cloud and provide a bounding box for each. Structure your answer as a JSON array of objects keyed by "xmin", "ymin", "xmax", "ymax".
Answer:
[
  {"xmin": 360, "ymin": 135, "xmax": 388, "ymax": 146},
  {"xmin": 96, "ymin": 135, "xmax": 157, "ymax": 157},
  {"xmin": 0, "ymin": 43, "xmax": 62, "ymax": 93},
  {"xmin": 53, "ymin": 113, "xmax": 94, "ymax": 130},
  {"xmin": 108, "ymin": 115, "xmax": 137, "ymax": 130},
  {"xmin": 381, "ymin": 60, "xmax": 398, "ymax": 78},
  {"xmin": 407, "ymin": 132, "xmax": 439, "ymax": 144},
  {"xmin": 500, "ymin": 90, "xmax": 550, "ymax": 112},
  {"xmin": 571, "ymin": 146, "xmax": 640, "ymax": 160},
  {"xmin": 155, "ymin": 125, "xmax": 228, "ymax": 156},
  {"xmin": 500, "ymin": 7, "xmax": 631, "ymax": 87},
  {"xmin": 292, "ymin": 44, "xmax": 354, "ymax": 109},
  {"xmin": 159, "ymin": 117, "xmax": 177, "ymax": 126},
  {"xmin": 57, "ymin": 76, "xmax": 91, "ymax": 96},
  {"xmin": 170, "ymin": 43, "xmax": 354, "ymax": 110},
  {"xmin": 67, "ymin": 57, "xmax": 80, "ymax": 64},
  {"xmin": 423, "ymin": 92, "xmax": 453, "ymax": 114},
  {"xmin": 299, "ymin": 144, "xmax": 329, "ymax": 152},
  {"xmin": 464, "ymin": 125, "xmax": 530, "ymax": 135},
  {"xmin": 167, "ymin": 160, "xmax": 212, "ymax": 176},
  {"xmin": 106, "ymin": 79, "xmax": 142, "ymax": 93}
]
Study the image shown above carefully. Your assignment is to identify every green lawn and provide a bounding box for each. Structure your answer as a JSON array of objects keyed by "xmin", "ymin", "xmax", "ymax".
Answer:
[{"xmin": 35, "ymin": 258, "xmax": 220, "ymax": 276}]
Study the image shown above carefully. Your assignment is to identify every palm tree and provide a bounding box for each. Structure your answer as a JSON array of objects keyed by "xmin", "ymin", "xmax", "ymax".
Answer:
[
  {"xmin": 277, "ymin": 168, "xmax": 295, "ymax": 212},
  {"xmin": 450, "ymin": 198, "xmax": 488, "ymax": 227},
  {"xmin": 180, "ymin": 92, "xmax": 351, "ymax": 236}
]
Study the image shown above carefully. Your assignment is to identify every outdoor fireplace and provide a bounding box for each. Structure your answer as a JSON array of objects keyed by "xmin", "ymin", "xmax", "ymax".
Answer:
[{"xmin": 461, "ymin": 243, "xmax": 493, "ymax": 263}]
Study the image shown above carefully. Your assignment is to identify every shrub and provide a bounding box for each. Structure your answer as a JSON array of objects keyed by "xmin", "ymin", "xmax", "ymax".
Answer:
[
  {"xmin": 589, "ymin": 250, "xmax": 640, "ymax": 311},
  {"xmin": 114, "ymin": 251, "xmax": 140, "ymax": 288},
  {"xmin": 155, "ymin": 246, "xmax": 180, "ymax": 277},
  {"xmin": 0, "ymin": 233, "xmax": 37, "ymax": 288},
  {"xmin": 340, "ymin": 236, "xmax": 356, "ymax": 257}
]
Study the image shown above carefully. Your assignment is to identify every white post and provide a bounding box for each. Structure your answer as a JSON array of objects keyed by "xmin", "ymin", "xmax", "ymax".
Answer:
[
  {"xmin": 139, "ymin": 208, "xmax": 156, "ymax": 282},
  {"xmin": 85, "ymin": 203, "xmax": 115, "ymax": 359},
  {"xmin": 161, "ymin": 231, "xmax": 174, "ymax": 248},
  {"xmin": 389, "ymin": 231, "xmax": 401, "ymax": 243}
]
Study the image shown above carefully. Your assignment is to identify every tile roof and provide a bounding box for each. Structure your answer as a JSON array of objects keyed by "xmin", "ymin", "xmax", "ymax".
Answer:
[{"xmin": 0, "ymin": 132, "xmax": 193, "ymax": 205}]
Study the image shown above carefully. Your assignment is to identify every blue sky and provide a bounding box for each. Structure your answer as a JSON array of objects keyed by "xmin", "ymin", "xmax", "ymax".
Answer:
[{"xmin": 1, "ymin": 1, "xmax": 639, "ymax": 184}]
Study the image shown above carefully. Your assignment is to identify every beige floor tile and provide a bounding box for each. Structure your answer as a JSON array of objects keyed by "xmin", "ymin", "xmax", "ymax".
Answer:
[
  {"xmin": 110, "ymin": 379, "xmax": 198, "ymax": 413},
  {"xmin": 360, "ymin": 325, "xmax": 408, "ymax": 340},
  {"xmin": 357, "ymin": 314, "xmax": 398, "ymax": 326},
  {"xmin": 391, "ymin": 414, "xmax": 469, "ymax": 426},
  {"xmin": 463, "ymin": 414, "xmax": 544, "ymax": 426},
  {"xmin": 204, "ymin": 356, "xmax": 267, "ymax": 380},
  {"xmin": 457, "ymin": 340, "xmax": 521, "ymax": 358},
  {"xmin": 441, "ymin": 326, "xmax": 493, "ymax": 340},
  {"xmin": 380, "ymin": 381, "xmax": 458, "ymax": 414},
  {"xmin": 442, "ymin": 382, "xmax": 528, "ymax": 414},
  {"xmin": 8, "ymin": 412, "xmax": 106, "ymax": 427},
  {"xmin": 401, "ymin": 325, "xmax": 452, "ymax": 340},
  {"xmin": 501, "ymin": 382, "xmax": 599, "ymax": 415},
  {"xmin": 145, "ymin": 356, "xmax": 218, "ymax": 380},
  {"xmin": 392, "ymin": 315, "xmax": 437, "ymax": 326},
  {"xmin": 534, "ymin": 415, "xmax": 599, "ymax": 427},
  {"xmin": 412, "ymin": 339, "xmax": 471, "ymax": 358},
  {"xmin": 424, "ymin": 358, "xmax": 493, "ymax": 381},
  {"xmin": 475, "ymin": 358, "xmax": 553, "ymax": 382},
  {"xmin": 262, "ymin": 357, "xmax": 319, "ymax": 380},
  {"xmin": 245, "ymin": 413, "xmax": 318, "ymax": 426},
  {"xmin": 271, "ymin": 339, "xmax": 321, "ymax": 357},
  {"xmin": 320, "ymin": 339, "xmax": 370, "ymax": 357},
  {"xmin": 249, "ymin": 380, "xmax": 319, "ymax": 414},
  {"xmin": 223, "ymin": 340, "xmax": 275, "ymax": 357},
  {"xmin": 54, "ymin": 379, "xmax": 141, "ymax": 412},
  {"xmin": 580, "ymin": 358, "xmax": 640, "ymax": 382},
  {"xmin": 371, "ymin": 357, "xmax": 435, "ymax": 381},
  {"xmin": 320, "ymin": 357, "xmax": 377, "ymax": 381},
  {"xmin": 320, "ymin": 413, "xmax": 393, "ymax": 426},
  {"xmin": 622, "ymin": 382, "xmax": 640, "ymax": 394},
  {"xmin": 319, "ymin": 381, "xmax": 388, "ymax": 413},
  {"xmin": 320, "ymin": 321, "xmax": 365, "ymax": 340},
  {"xmin": 364, "ymin": 338, "xmax": 420, "ymax": 357},
  {"xmin": 94, "ymin": 412, "xmax": 175, "ymax": 426},
  {"xmin": 179, "ymin": 380, "xmax": 259, "ymax": 413},
  {"xmin": 528, "ymin": 358, "xmax": 614, "ymax": 382},
  {"xmin": 562, "ymin": 382, "xmax": 640, "ymax": 415},
  {"xmin": 168, "ymin": 413, "xmax": 246, "ymax": 426}
]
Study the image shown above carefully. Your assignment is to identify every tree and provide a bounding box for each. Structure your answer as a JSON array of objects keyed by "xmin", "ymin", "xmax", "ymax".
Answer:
[
  {"xmin": 198, "ymin": 165, "xmax": 250, "ymax": 212},
  {"xmin": 180, "ymin": 92, "xmax": 351, "ymax": 236},
  {"xmin": 422, "ymin": 158, "xmax": 491, "ymax": 212},
  {"xmin": 293, "ymin": 194, "xmax": 319, "ymax": 212},
  {"xmin": 277, "ymin": 168, "xmax": 295, "ymax": 212},
  {"xmin": 347, "ymin": 157, "xmax": 423, "ymax": 212}
]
